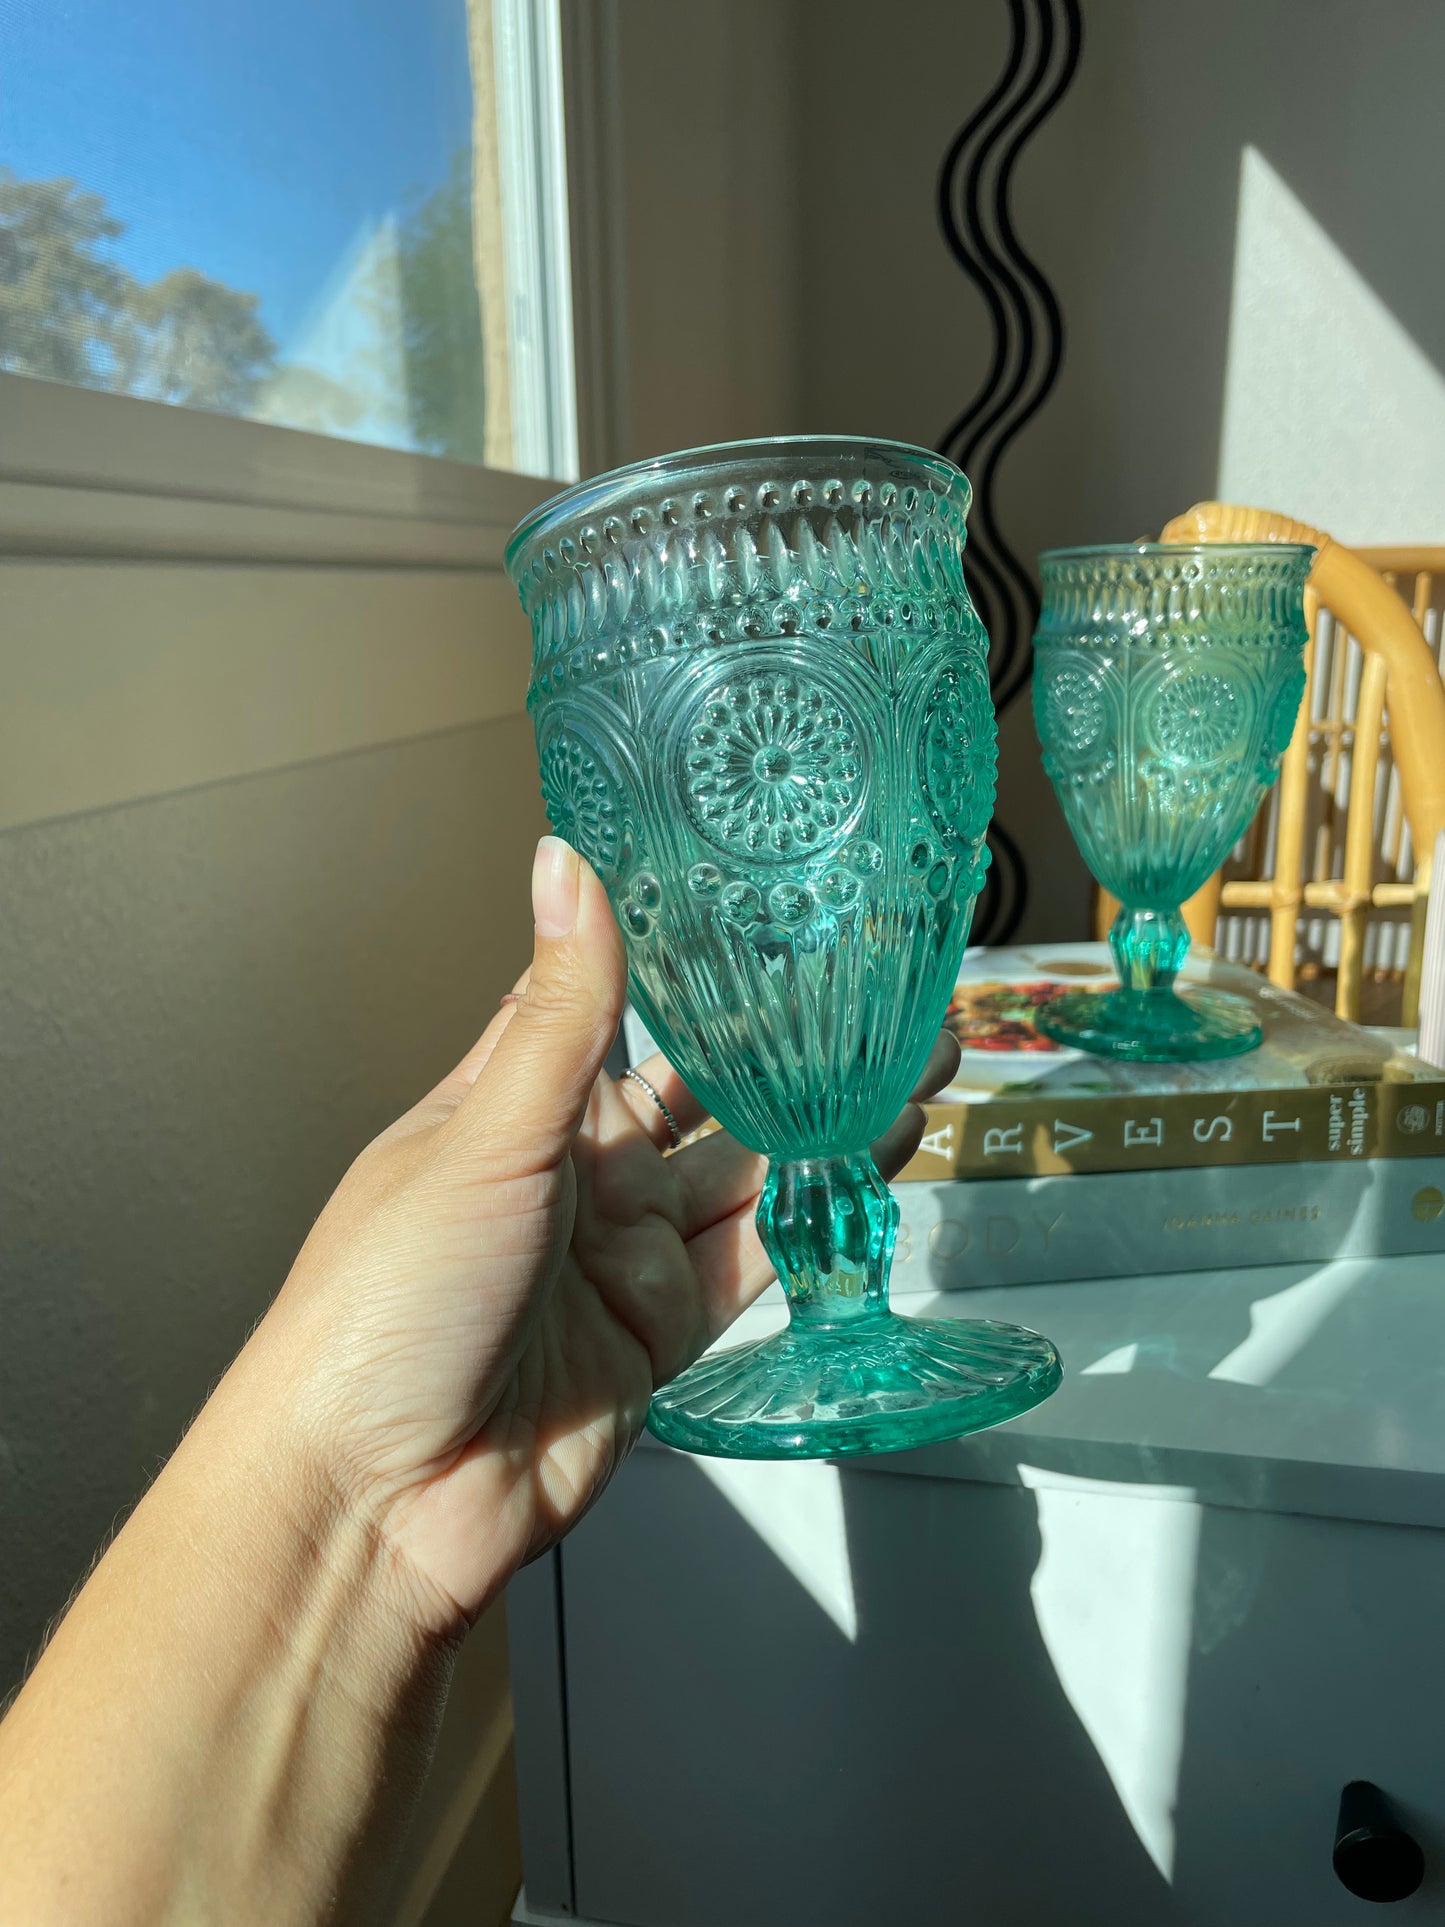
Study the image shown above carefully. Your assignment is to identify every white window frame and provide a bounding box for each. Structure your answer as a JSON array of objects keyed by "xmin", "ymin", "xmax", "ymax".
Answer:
[
  {"xmin": 0, "ymin": 372, "xmax": 556, "ymax": 568},
  {"xmin": 0, "ymin": 0, "xmax": 637, "ymax": 839},
  {"xmin": 494, "ymin": 0, "xmax": 579, "ymax": 483},
  {"xmin": 0, "ymin": 0, "xmax": 604, "ymax": 573}
]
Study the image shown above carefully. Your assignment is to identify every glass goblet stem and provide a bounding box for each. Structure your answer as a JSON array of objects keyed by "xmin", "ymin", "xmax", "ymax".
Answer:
[
  {"xmin": 1110, "ymin": 904, "xmax": 1190, "ymax": 993},
  {"xmin": 647, "ymin": 1140, "xmax": 1061, "ymax": 1457},
  {"xmin": 755, "ymin": 1151, "xmax": 897, "ymax": 1328}
]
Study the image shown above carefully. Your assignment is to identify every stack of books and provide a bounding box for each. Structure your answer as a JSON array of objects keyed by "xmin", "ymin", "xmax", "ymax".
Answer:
[
  {"xmin": 623, "ymin": 942, "xmax": 1445, "ymax": 1289},
  {"xmin": 892, "ymin": 944, "xmax": 1445, "ymax": 1288}
]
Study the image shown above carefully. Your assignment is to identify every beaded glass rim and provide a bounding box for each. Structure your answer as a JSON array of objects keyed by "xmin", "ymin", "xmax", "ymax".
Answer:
[
  {"xmin": 1040, "ymin": 541, "xmax": 1316, "ymax": 567},
  {"xmin": 1035, "ymin": 540, "xmax": 1316, "ymax": 643},
  {"xmin": 505, "ymin": 434, "xmax": 971, "ymax": 578}
]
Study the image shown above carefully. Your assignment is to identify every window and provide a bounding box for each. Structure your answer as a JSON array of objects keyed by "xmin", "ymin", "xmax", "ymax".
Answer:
[{"xmin": 0, "ymin": 0, "xmax": 576, "ymax": 481}]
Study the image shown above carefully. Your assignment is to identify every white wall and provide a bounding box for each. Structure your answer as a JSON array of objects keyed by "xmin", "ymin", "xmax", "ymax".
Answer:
[
  {"xmin": 1219, "ymin": 142, "xmax": 1445, "ymax": 544},
  {"xmin": 602, "ymin": 0, "xmax": 808, "ymax": 465},
  {"xmin": 608, "ymin": 0, "xmax": 1445, "ymax": 939}
]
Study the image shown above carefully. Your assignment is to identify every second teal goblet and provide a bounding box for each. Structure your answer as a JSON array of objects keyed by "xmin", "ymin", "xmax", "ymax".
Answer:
[{"xmin": 1032, "ymin": 542, "xmax": 1313, "ymax": 1061}]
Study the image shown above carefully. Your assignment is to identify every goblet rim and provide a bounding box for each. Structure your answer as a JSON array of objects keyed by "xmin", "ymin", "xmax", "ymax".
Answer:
[
  {"xmin": 506, "ymin": 433, "xmax": 970, "ymax": 576},
  {"xmin": 1040, "ymin": 540, "xmax": 1316, "ymax": 565}
]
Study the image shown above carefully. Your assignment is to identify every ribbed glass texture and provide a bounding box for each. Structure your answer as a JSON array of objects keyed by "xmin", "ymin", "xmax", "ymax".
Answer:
[{"xmin": 510, "ymin": 437, "xmax": 995, "ymax": 1156}]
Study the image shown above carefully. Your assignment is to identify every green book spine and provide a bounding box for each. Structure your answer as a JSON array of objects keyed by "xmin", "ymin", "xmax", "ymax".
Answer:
[{"xmin": 901, "ymin": 1082, "xmax": 1445, "ymax": 1182}]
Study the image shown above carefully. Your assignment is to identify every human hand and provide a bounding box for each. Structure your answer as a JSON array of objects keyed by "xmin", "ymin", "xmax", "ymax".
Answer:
[
  {"xmin": 253, "ymin": 837, "xmax": 960, "ymax": 1642},
  {"xmin": 0, "ymin": 835, "xmax": 962, "ymax": 1927}
]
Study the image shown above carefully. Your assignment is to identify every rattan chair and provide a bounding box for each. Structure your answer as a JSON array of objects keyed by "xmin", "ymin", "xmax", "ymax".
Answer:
[{"xmin": 1147, "ymin": 507, "xmax": 1445, "ymax": 1024}]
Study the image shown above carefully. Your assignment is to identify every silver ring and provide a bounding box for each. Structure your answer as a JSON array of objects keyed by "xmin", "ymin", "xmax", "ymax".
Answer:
[{"xmin": 622, "ymin": 1067, "xmax": 683, "ymax": 1149}]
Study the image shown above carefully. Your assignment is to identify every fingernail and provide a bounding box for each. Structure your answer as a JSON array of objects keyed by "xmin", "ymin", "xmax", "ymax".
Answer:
[{"xmin": 533, "ymin": 835, "xmax": 580, "ymax": 938}]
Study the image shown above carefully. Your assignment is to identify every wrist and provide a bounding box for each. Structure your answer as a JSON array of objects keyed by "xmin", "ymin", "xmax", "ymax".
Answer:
[
  {"xmin": 0, "ymin": 1338, "xmax": 457, "ymax": 1927},
  {"xmin": 152, "ymin": 1356, "xmax": 462, "ymax": 1921},
  {"xmin": 189, "ymin": 1326, "xmax": 462, "ymax": 1661},
  {"xmin": 213, "ymin": 1303, "xmax": 519, "ymax": 1646}
]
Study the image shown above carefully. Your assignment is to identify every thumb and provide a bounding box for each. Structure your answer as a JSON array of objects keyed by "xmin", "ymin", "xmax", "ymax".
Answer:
[{"xmin": 451, "ymin": 836, "xmax": 626, "ymax": 1170}]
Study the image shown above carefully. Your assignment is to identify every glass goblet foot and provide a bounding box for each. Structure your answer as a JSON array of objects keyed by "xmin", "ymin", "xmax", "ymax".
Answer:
[
  {"xmin": 1035, "ymin": 984, "xmax": 1262, "ymax": 1062},
  {"xmin": 648, "ymin": 1310, "xmax": 1062, "ymax": 1460}
]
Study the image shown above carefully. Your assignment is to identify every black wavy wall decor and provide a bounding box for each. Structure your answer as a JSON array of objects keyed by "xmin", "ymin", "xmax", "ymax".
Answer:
[{"xmin": 937, "ymin": 0, "xmax": 1082, "ymax": 944}]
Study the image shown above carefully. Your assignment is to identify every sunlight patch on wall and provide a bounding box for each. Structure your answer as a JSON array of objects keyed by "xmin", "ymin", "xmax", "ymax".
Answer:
[
  {"xmin": 693, "ymin": 1456, "xmax": 859, "ymax": 1642},
  {"xmin": 1218, "ymin": 146, "xmax": 1445, "ymax": 541},
  {"xmin": 1020, "ymin": 1466, "xmax": 1201, "ymax": 1881}
]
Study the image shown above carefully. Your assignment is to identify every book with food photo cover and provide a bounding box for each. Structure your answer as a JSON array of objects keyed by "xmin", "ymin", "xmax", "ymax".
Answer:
[{"xmin": 896, "ymin": 943, "xmax": 1445, "ymax": 1182}]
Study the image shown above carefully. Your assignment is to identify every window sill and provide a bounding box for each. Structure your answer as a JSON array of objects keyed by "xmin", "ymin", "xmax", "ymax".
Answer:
[{"xmin": 0, "ymin": 373, "xmax": 561, "ymax": 569}]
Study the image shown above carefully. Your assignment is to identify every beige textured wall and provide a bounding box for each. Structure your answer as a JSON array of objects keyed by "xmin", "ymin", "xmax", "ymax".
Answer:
[
  {"xmin": 0, "ymin": 670, "xmax": 542, "ymax": 1918},
  {"xmin": 0, "ymin": 561, "xmax": 526, "ymax": 830}
]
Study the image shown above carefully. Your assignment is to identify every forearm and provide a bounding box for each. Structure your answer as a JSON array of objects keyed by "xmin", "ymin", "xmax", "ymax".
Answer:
[{"xmin": 0, "ymin": 1339, "xmax": 461, "ymax": 1927}]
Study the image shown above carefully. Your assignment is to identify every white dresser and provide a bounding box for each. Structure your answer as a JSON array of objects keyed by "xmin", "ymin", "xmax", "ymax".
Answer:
[{"xmin": 509, "ymin": 1251, "xmax": 1445, "ymax": 1925}]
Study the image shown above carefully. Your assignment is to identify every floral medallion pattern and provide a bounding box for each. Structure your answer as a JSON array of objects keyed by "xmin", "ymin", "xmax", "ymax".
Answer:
[
  {"xmin": 513, "ymin": 447, "xmax": 996, "ymax": 1182},
  {"xmin": 682, "ymin": 668, "xmax": 866, "ymax": 861},
  {"xmin": 1147, "ymin": 669, "xmax": 1248, "ymax": 767},
  {"xmin": 538, "ymin": 726, "xmax": 627, "ymax": 882},
  {"xmin": 1038, "ymin": 660, "xmax": 1108, "ymax": 760},
  {"xmin": 920, "ymin": 664, "xmax": 996, "ymax": 847}
]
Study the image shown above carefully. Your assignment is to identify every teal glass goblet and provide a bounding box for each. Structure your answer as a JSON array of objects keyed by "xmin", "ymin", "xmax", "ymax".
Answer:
[
  {"xmin": 1032, "ymin": 542, "xmax": 1314, "ymax": 1061},
  {"xmin": 507, "ymin": 437, "xmax": 1060, "ymax": 1460}
]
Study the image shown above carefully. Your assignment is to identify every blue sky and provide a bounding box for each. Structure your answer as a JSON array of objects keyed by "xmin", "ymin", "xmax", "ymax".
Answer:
[{"xmin": 0, "ymin": 0, "xmax": 474, "ymax": 354}]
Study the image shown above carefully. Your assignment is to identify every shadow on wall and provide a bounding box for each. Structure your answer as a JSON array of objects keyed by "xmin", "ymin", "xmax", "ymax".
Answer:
[
  {"xmin": 555, "ymin": 1224, "xmax": 1445, "ymax": 1925},
  {"xmin": 748, "ymin": 0, "xmax": 1445, "ymax": 941},
  {"xmin": 562, "ymin": 1441, "xmax": 1179, "ymax": 1925}
]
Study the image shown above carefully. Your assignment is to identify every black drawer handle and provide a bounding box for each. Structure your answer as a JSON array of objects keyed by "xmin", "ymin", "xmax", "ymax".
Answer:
[{"xmin": 1334, "ymin": 1781, "xmax": 1425, "ymax": 1903}]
